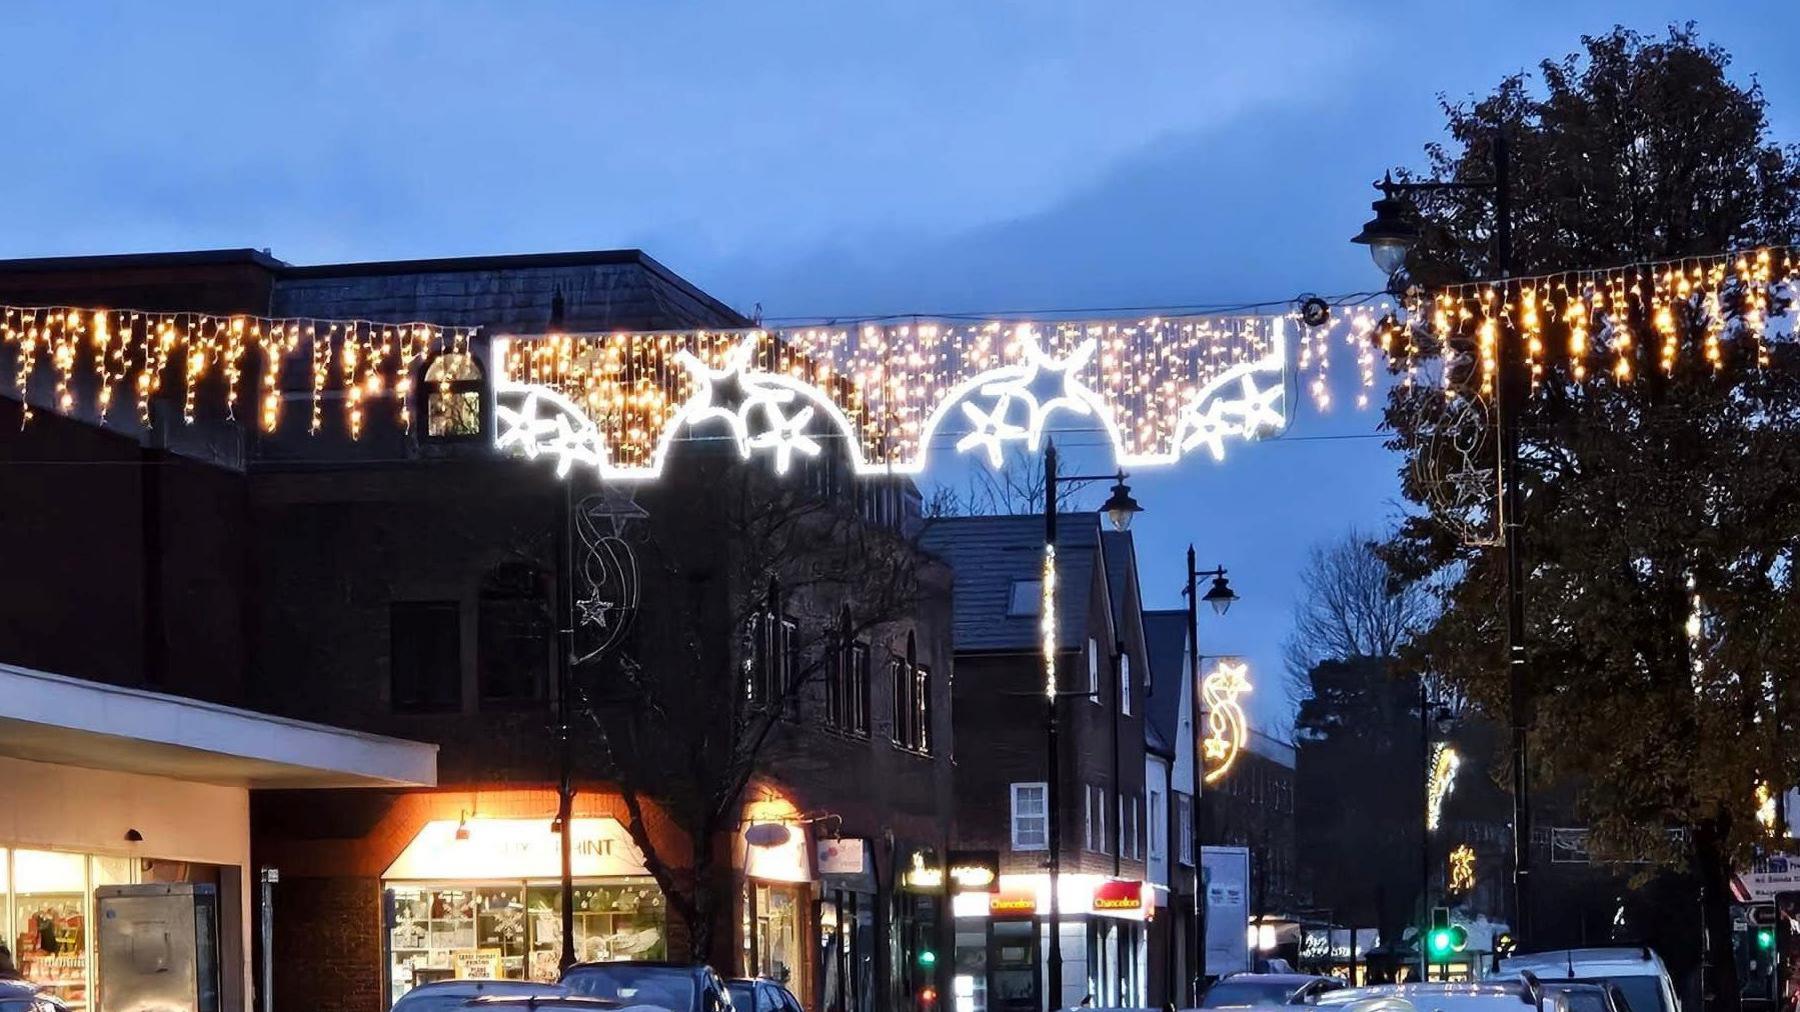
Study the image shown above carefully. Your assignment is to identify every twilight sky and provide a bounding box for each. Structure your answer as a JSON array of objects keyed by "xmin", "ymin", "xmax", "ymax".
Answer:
[{"xmin": 4, "ymin": 1, "xmax": 1797, "ymax": 732}]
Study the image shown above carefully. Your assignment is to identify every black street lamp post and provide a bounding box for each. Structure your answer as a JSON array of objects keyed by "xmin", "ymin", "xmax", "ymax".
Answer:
[
  {"xmin": 1043, "ymin": 441, "xmax": 1142, "ymax": 1012},
  {"xmin": 1352, "ymin": 128, "xmax": 1528, "ymax": 945},
  {"xmin": 1184, "ymin": 549, "xmax": 1236, "ymax": 1003}
]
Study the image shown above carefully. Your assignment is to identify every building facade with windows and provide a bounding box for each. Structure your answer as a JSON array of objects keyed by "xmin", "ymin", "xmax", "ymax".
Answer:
[
  {"xmin": 0, "ymin": 248, "xmax": 956, "ymax": 1012},
  {"xmin": 920, "ymin": 515, "xmax": 1155, "ymax": 1012}
]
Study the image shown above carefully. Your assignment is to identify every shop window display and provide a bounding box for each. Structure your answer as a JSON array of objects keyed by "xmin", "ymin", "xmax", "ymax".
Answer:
[
  {"xmin": 387, "ymin": 879, "xmax": 666, "ymax": 1002},
  {"xmin": 0, "ymin": 848, "xmax": 145, "ymax": 1011}
]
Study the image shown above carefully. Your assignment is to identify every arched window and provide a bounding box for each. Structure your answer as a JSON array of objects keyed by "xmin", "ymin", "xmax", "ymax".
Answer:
[
  {"xmin": 478, "ymin": 563, "xmax": 549, "ymax": 702},
  {"xmin": 422, "ymin": 353, "xmax": 484, "ymax": 440}
]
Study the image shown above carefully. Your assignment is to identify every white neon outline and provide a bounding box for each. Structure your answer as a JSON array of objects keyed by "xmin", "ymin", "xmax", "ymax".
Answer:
[{"xmin": 491, "ymin": 319, "xmax": 1289, "ymax": 481}]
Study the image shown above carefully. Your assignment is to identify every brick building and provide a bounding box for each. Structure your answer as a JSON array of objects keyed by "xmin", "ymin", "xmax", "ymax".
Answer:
[
  {"xmin": 0, "ymin": 249, "xmax": 957, "ymax": 1012},
  {"xmin": 1203, "ymin": 731, "xmax": 1298, "ymax": 919},
  {"xmin": 919, "ymin": 514, "xmax": 1155, "ymax": 1012}
]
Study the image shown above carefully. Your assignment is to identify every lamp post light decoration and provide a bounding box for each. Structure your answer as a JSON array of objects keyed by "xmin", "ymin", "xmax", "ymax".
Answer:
[
  {"xmin": 1040, "ymin": 443, "xmax": 1143, "ymax": 1011},
  {"xmin": 1199, "ymin": 661, "xmax": 1252, "ymax": 785},
  {"xmin": 1448, "ymin": 844, "xmax": 1476, "ymax": 895},
  {"xmin": 1425, "ymin": 745, "xmax": 1461, "ymax": 833},
  {"xmin": 1183, "ymin": 555, "xmax": 1238, "ymax": 1001}
]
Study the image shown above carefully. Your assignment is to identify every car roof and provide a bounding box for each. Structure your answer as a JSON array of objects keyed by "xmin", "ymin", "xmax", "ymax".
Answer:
[
  {"xmin": 1317, "ymin": 983, "xmax": 1532, "ymax": 1006},
  {"xmin": 1219, "ymin": 974, "xmax": 1332, "ymax": 985},
  {"xmin": 1501, "ymin": 949, "xmax": 1666, "ymax": 976},
  {"xmin": 403, "ymin": 982, "xmax": 570, "ymax": 998},
  {"xmin": 467, "ymin": 998, "xmax": 627, "ymax": 1008},
  {"xmin": 568, "ymin": 961, "xmax": 705, "ymax": 971}
]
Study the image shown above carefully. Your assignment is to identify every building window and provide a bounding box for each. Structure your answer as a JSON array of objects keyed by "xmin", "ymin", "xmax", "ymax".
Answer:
[
  {"xmin": 825, "ymin": 612, "xmax": 871, "ymax": 737},
  {"xmin": 1011, "ymin": 783, "xmax": 1049, "ymax": 851},
  {"xmin": 1177, "ymin": 794, "xmax": 1194, "ymax": 866},
  {"xmin": 1149, "ymin": 787, "xmax": 1165, "ymax": 860},
  {"xmin": 391, "ymin": 601, "xmax": 462, "ymax": 713},
  {"xmin": 748, "ymin": 609, "xmax": 799, "ymax": 712},
  {"xmin": 479, "ymin": 564, "xmax": 550, "ymax": 702},
  {"xmin": 889, "ymin": 639, "xmax": 931, "ymax": 753},
  {"xmin": 1119, "ymin": 653, "xmax": 1132, "ymax": 715},
  {"xmin": 1086, "ymin": 785, "xmax": 1108, "ymax": 854},
  {"xmin": 1007, "ymin": 580, "xmax": 1042, "ymax": 616},
  {"xmin": 1087, "ymin": 638, "xmax": 1101, "ymax": 700},
  {"xmin": 422, "ymin": 352, "xmax": 484, "ymax": 439}
]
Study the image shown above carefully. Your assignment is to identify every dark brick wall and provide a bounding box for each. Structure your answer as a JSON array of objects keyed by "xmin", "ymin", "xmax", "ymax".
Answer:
[
  {"xmin": 951, "ymin": 554, "xmax": 1149, "ymax": 881},
  {"xmin": 271, "ymin": 875, "xmax": 383, "ymax": 1012}
]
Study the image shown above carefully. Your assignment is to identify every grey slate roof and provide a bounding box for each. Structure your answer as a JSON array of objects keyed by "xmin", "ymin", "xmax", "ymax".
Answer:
[
  {"xmin": 271, "ymin": 249, "xmax": 750, "ymax": 332},
  {"xmin": 1100, "ymin": 531, "xmax": 1134, "ymax": 631},
  {"xmin": 919, "ymin": 513, "xmax": 1103, "ymax": 652},
  {"xmin": 1142, "ymin": 609, "xmax": 1188, "ymax": 758}
]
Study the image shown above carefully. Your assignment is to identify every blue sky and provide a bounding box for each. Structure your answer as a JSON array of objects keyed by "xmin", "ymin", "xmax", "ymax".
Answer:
[{"xmin": 5, "ymin": 1, "xmax": 1798, "ymax": 731}]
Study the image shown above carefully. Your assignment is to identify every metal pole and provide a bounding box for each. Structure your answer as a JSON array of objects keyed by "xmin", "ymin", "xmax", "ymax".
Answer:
[
  {"xmin": 1419, "ymin": 679, "xmax": 1430, "ymax": 982},
  {"xmin": 259, "ymin": 867, "xmax": 278, "ymax": 1012},
  {"xmin": 1186, "ymin": 546, "xmax": 1207, "ymax": 1002},
  {"xmin": 559, "ymin": 478, "xmax": 578, "ymax": 971},
  {"xmin": 1113, "ymin": 642, "xmax": 1123, "ymax": 879},
  {"xmin": 1492, "ymin": 128, "xmax": 1531, "ymax": 948},
  {"xmin": 1046, "ymin": 442, "xmax": 1064, "ymax": 1012}
]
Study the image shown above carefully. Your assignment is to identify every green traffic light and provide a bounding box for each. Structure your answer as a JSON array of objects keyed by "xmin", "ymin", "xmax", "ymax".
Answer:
[
  {"xmin": 1429, "ymin": 929, "xmax": 1453, "ymax": 956},
  {"xmin": 1760, "ymin": 929, "xmax": 1776, "ymax": 950},
  {"xmin": 918, "ymin": 949, "xmax": 937, "ymax": 967}
]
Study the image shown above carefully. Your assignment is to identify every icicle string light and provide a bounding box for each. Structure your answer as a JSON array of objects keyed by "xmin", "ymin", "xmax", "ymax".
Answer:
[
  {"xmin": 1417, "ymin": 246, "xmax": 1798, "ymax": 395},
  {"xmin": 0, "ymin": 304, "xmax": 473, "ymax": 436}
]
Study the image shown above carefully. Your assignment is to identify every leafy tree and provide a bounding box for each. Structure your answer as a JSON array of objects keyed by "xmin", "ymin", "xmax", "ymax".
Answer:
[{"xmin": 1383, "ymin": 25, "xmax": 1800, "ymax": 1006}]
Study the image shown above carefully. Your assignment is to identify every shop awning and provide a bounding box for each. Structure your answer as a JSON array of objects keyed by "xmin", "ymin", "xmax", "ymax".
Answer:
[{"xmin": 0, "ymin": 662, "xmax": 437, "ymax": 788}]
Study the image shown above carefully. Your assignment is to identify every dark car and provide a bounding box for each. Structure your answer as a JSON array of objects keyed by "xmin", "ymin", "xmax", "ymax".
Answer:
[
  {"xmin": 561, "ymin": 961, "xmax": 733, "ymax": 1012},
  {"xmin": 726, "ymin": 978, "xmax": 802, "ymax": 1012},
  {"xmin": 1200, "ymin": 973, "xmax": 1343, "ymax": 1007},
  {"xmin": 0, "ymin": 982, "xmax": 73, "ymax": 1012},
  {"xmin": 469, "ymin": 996, "xmax": 663, "ymax": 1012}
]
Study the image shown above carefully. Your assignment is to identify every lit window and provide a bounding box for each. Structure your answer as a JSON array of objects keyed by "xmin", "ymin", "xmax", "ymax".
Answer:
[
  {"xmin": 1011, "ymin": 783, "xmax": 1048, "ymax": 851},
  {"xmin": 423, "ymin": 353, "xmax": 484, "ymax": 439}
]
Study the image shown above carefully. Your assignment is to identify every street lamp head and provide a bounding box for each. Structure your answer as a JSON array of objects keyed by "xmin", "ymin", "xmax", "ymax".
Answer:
[
  {"xmin": 1351, "ymin": 176, "xmax": 1420, "ymax": 278},
  {"xmin": 1100, "ymin": 478, "xmax": 1143, "ymax": 532},
  {"xmin": 1202, "ymin": 573, "xmax": 1238, "ymax": 615}
]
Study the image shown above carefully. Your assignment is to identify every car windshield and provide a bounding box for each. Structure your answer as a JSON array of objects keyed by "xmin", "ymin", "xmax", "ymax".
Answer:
[
  {"xmin": 1548, "ymin": 989, "xmax": 1608, "ymax": 1012},
  {"xmin": 1571, "ymin": 977, "xmax": 1661, "ymax": 1012},
  {"xmin": 1202, "ymin": 980, "xmax": 1300, "ymax": 1007},
  {"xmin": 725, "ymin": 984, "xmax": 754, "ymax": 1010},
  {"xmin": 564, "ymin": 966, "xmax": 695, "ymax": 1012}
]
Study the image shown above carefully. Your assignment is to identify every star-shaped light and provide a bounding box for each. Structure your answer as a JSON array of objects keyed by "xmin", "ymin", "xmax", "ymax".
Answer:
[
  {"xmin": 746, "ymin": 401, "xmax": 821, "ymax": 474},
  {"xmin": 1178, "ymin": 398, "xmax": 1241, "ymax": 462},
  {"xmin": 1227, "ymin": 375, "xmax": 1285, "ymax": 437},
  {"xmin": 956, "ymin": 394, "xmax": 1030, "ymax": 468},
  {"xmin": 576, "ymin": 595, "xmax": 614, "ymax": 628},
  {"xmin": 1203, "ymin": 737, "xmax": 1231, "ymax": 760},
  {"xmin": 675, "ymin": 343, "xmax": 758, "ymax": 453},
  {"xmin": 1015, "ymin": 335, "xmax": 1099, "ymax": 448}
]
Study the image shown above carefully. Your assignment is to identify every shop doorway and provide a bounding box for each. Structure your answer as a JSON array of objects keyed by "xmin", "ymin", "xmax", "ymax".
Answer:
[{"xmin": 986, "ymin": 920, "xmax": 1039, "ymax": 1012}]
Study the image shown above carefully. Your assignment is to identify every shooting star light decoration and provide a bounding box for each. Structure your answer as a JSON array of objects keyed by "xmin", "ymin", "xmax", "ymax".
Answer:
[{"xmin": 1201, "ymin": 660, "xmax": 1253, "ymax": 784}]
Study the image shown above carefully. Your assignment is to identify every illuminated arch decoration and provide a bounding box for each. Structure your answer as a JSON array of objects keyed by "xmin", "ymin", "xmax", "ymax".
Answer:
[
  {"xmin": 1426, "ymin": 743, "xmax": 1461, "ymax": 832},
  {"xmin": 1200, "ymin": 660, "xmax": 1252, "ymax": 784},
  {"xmin": 490, "ymin": 314, "xmax": 1322, "ymax": 480}
]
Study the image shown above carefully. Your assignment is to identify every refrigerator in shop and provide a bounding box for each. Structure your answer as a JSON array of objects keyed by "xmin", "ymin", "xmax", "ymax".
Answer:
[{"xmin": 94, "ymin": 883, "xmax": 221, "ymax": 1012}]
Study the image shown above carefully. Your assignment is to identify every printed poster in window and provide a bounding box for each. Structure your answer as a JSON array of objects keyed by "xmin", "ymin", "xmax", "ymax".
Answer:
[{"xmin": 455, "ymin": 950, "xmax": 503, "ymax": 979}]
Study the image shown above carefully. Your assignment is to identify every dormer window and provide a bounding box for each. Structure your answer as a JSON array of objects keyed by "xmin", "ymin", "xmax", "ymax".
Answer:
[{"xmin": 422, "ymin": 353, "xmax": 484, "ymax": 440}]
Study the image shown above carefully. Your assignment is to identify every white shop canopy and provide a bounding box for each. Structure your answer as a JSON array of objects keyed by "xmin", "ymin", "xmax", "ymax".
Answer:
[{"xmin": 0, "ymin": 662, "xmax": 437, "ymax": 789}]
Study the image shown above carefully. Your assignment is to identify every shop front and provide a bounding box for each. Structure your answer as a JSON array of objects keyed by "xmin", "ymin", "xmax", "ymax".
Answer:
[
  {"xmin": 739, "ymin": 807, "xmax": 816, "ymax": 1003},
  {"xmin": 815, "ymin": 838, "xmax": 876, "ymax": 1012},
  {"xmin": 949, "ymin": 874, "xmax": 1154, "ymax": 1012},
  {"xmin": 0, "ymin": 663, "xmax": 437, "ymax": 1012},
  {"xmin": 382, "ymin": 816, "xmax": 669, "ymax": 998}
]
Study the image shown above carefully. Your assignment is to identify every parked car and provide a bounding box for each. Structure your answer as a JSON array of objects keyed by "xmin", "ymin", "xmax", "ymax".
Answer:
[
  {"xmin": 0, "ymin": 981, "xmax": 73, "ymax": 1012},
  {"xmin": 1498, "ymin": 947, "xmax": 1681, "ymax": 1012},
  {"xmin": 1316, "ymin": 981, "xmax": 1540, "ymax": 1012},
  {"xmin": 395, "ymin": 979, "xmax": 571, "ymax": 1012},
  {"xmin": 561, "ymin": 961, "xmax": 733, "ymax": 1012},
  {"xmin": 470, "ymin": 996, "xmax": 663, "ymax": 1012},
  {"xmin": 1200, "ymin": 972, "xmax": 1344, "ymax": 1007},
  {"xmin": 1533, "ymin": 982, "xmax": 1632, "ymax": 1012},
  {"xmin": 726, "ymin": 978, "xmax": 803, "ymax": 1012}
]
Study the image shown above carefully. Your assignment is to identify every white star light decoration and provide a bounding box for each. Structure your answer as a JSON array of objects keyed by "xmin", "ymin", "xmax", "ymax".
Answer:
[{"xmin": 490, "ymin": 318, "xmax": 1290, "ymax": 481}]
